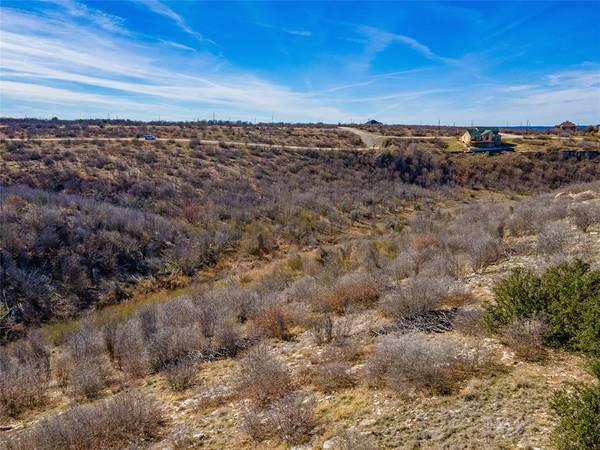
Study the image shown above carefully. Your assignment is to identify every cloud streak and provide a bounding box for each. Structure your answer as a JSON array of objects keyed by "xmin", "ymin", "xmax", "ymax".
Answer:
[
  {"xmin": 0, "ymin": 6, "xmax": 345, "ymax": 121},
  {"xmin": 133, "ymin": 0, "xmax": 215, "ymax": 44}
]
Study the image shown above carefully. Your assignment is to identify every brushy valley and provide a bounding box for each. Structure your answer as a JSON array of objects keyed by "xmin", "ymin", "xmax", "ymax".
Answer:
[{"xmin": 1, "ymin": 121, "xmax": 599, "ymax": 450}]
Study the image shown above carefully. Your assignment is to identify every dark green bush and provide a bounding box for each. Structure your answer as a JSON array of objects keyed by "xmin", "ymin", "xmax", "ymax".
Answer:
[
  {"xmin": 551, "ymin": 363, "xmax": 600, "ymax": 450},
  {"xmin": 485, "ymin": 260, "xmax": 600, "ymax": 355}
]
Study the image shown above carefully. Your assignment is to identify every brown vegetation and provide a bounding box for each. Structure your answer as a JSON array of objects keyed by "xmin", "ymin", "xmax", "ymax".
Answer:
[{"xmin": 1, "ymin": 122, "xmax": 599, "ymax": 449}]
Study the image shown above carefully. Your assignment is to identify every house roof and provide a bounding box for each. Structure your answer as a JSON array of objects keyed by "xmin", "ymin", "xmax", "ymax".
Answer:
[
  {"xmin": 557, "ymin": 120, "xmax": 576, "ymax": 128},
  {"xmin": 465, "ymin": 127, "xmax": 499, "ymax": 139}
]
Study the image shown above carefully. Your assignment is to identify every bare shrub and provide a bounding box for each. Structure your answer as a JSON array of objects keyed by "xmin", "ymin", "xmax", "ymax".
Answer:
[
  {"xmin": 164, "ymin": 361, "xmax": 198, "ymax": 391},
  {"xmin": 365, "ymin": 333, "xmax": 491, "ymax": 394},
  {"xmin": 62, "ymin": 326, "xmax": 111, "ymax": 400},
  {"xmin": 266, "ymin": 391, "xmax": 316, "ymax": 445},
  {"xmin": 310, "ymin": 361, "xmax": 355, "ymax": 392},
  {"xmin": 572, "ymin": 203, "xmax": 600, "ymax": 232},
  {"xmin": 331, "ymin": 430, "xmax": 378, "ymax": 450},
  {"xmin": 420, "ymin": 250, "xmax": 461, "ymax": 279},
  {"xmin": 191, "ymin": 290, "xmax": 242, "ymax": 353},
  {"xmin": 2, "ymin": 392, "xmax": 163, "ymax": 449},
  {"xmin": 148, "ymin": 326, "xmax": 206, "ymax": 371},
  {"xmin": 239, "ymin": 404, "xmax": 271, "ymax": 442},
  {"xmin": 464, "ymin": 231, "xmax": 503, "ymax": 272},
  {"xmin": 111, "ymin": 318, "xmax": 150, "ymax": 377},
  {"xmin": 241, "ymin": 392, "xmax": 316, "ymax": 445},
  {"xmin": 284, "ymin": 275, "xmax": 325, "ymax": 305},
  {"xmin": 501, "ymin": 317, "xmax": 547, "ymax": 361},
  {"xmin": 325, "ymin": 272, "xmax": 380, "ymax": 313},
  {"xmin": 322, "ymin": 337, "xmax": 362, "ymax": 363},
  {"xmin": 213, "ymin": 321, "xmax": 241, "ymax": 356},
  {"xmin": 386, "ymin": 252, "xmax": 418, "ymax": 281},
  {"xmin": 537, "ymin": 222, "xmax": 567, "ymax": 256},
  {"xmin": 235, "ymin": 346, "xmax": 292, "ymax": 406},
  {"xmin": 380, "ymin": 274, "xmax": 453, "ymax": 320},
  {"xmin": 453, "ymin": 308, "xmax": 485, "ymax": 336},
  {"xmin": 206, "ymin": 285, "xmax": 258, "ymax": 324},
  {"xmin": 307, "ymin": 313, "xmax": 334, "ymax": 345},
  {"xmin": 250, "ymin": 297, "xmax": 291, "ymax": 340},
  {"xmin": 0, "ymin": 349, "xmax": 49, "ymax": 417},
  {"xmin": 306, "ymin": 312, "xmax": 352, "ymax": 345},
  {"xmin": 160, "ymin": 298, "xmax": 199, "ymax": 329},
  {"xmin": 68, "ymin": 355, "xmax": 111, "ymax": 400}
]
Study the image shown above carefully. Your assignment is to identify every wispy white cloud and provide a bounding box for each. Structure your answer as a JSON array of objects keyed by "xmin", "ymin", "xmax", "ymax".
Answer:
[
  {"xmin": 133, "ymin": 0, "xmax": 215, "ymax": 44},
  {"xmin": 318, "ymin": 69, "xmax": 428, "ymax": 94},
  {"xmin": 0, "ymin": 6, "xmax": 345, "ymax": 121},
  {"xmin": 357, "ymin": 25, "xmax": 458, "ymax": 66},
  {"xmin": 44, "ymin": 0, "xmax": 130, "ymax": 35},
  {"xmin": 159, "ymin": 40, "xmax": 197, "ymax": 52},
  {"xmin": 1, "ymin": 4, "xmax": 598, "ymax": 125},
  {"xmin": 503, "ymin": 84, "xmax": 536, "ymax": 92},
  {"xmin": 254, "ymin": 22, "xmax": 313, "ymax": 37}
]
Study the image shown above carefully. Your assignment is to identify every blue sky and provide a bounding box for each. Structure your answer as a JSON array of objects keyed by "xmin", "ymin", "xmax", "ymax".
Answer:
[{"xmin": 1, "ymin": 1, "xmax": 599, "ymax": 125}]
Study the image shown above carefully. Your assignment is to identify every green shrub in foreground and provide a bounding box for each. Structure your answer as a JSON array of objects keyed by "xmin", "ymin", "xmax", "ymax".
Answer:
[
  {"xmin": 484, "ymin": 260, "xmax": 600, "ymax": 355},
  {"xmin": 551, "ymin": 361, "xmax": 600, "ymax": 450}
]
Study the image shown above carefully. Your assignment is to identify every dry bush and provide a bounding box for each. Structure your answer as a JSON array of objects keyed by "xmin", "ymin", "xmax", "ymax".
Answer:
[
  {"xmin": 67, "ymin": 355, "xmax": 112, "ymax": 400},
  {"xmin": 322, "ymin": 337, "xmax": 363, "ymax": 363},
  {"xmin": 501, "ymin": 317, "xmax": 547, "ymax": 361},
  {"xmin": 284, "ymin": 275, "xmax": 325, "ymax": 305},
  {"xmin": 191, "ymin": 290, "xmax": 242, "ymax": 352},
  {"xmin": 212, "ymin": 321, "xmax": 241, "ymax": 356},
  {"xmin": 61, "ymin": 326, "xmax": 111, "ymax": 400},
  {"xmin": 148, "ymin": 325, "xmax": 206, "ymax": 371},
  {"xmin": 420, "ymin": 250, "xmax": 462, "ymax": 279},
  {"xmin": 453, "ymin": 308, "xmax": 485, "ymax": 336},
  {"xmin": 380, "ymin": 274, "xmax": 454, "ymax": 319},
  {"xmin": 365, "ymin": 333, "xmax": 491, "ymax": 394},
  {"xmin": 240, "ymin": 392, "xmax": 316, "ymax": 445},
  {"xmin": 252, "ymin": 265, "xmax": 294, "ymax": 295},
  {"xmin": 463, "ymin": 230, "xmax": 504, "ymax": 272},
  {"xmin": 310, "ymin": 361, "xmax": 355, "ymax": 392},
  {"xmin": 508, "ymin": 199, "xmax": 569, "ymax": 236},
  {"xmin": 110, "ymin": 318, "xmax": 150, "ymax": 377},
  {"xmin": 0, "ymin": 339, "xmax": 50, "ymax": 417},
  {"xmin": 1, "ymin": 392, "xmax": 163, "ymax": 449},
  {"xmin": 239, "ymin": 404, "xmax": 272, "ymax": 442},
  {"xmin": 265, "ymin": 391, "xmax": 316, "ymax": 444},
  {"xmin": 325, "ymin": 272, "xmax": 380, "ymax": 313},
  {"xmin": 306, "ymin": 313, "xmax": 352, "ymax": 345},
  {"xmin": 250, "ymin": 297, "xmax": 291, "ymax": 340},
  {"xmin": 347, "ymin": 240, "xmax": 382, "ymax": 273},
  {"xmin": 164, "ymin": 361, "xmax": 198, "ymax": 391},
  {"xmin": 537, "ymin": 222, "xmax": 568, "ymax": 256},
  {"xmin": 572, "ymin": 203, "xmax": 600, "ymax": 232},
  {"xmin": 386, "ymin": 251, "xmax": 418, "ymax": 281},
  {"xmin": 214, "ymin": 285, "xmax": 259, "ymax": 324},
  {"xmin": 330, "ymin": 430, "xmax": 378, "ymax": 450},
  {"xmin": 307, "ymin": 313, "xmax": 334, "ymax": 345},
  {"xmin": 235, "ymin": 346, "xmax": 293, "ymax": 406}
]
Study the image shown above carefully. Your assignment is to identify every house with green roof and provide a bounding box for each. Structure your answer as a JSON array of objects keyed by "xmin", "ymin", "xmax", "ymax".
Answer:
[{"xmin": 460, "ymin": 127, "xmax": 501, "ymax": 149}]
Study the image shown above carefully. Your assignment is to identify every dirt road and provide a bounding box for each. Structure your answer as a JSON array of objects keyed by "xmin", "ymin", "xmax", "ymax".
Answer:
[{"xmin": 340, "ymin": 126, "xmax": 461, "ymax": 149}]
